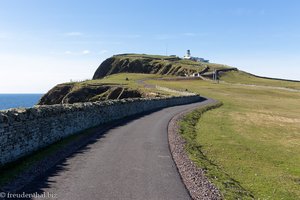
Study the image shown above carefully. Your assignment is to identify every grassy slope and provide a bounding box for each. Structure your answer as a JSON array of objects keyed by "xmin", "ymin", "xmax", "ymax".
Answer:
[
  {"xmin": 3, "ymin": 66, "xmax": 300, "ymax": 199},
  {"xmin": 220, "ymin": 71, "xmax": 300, "ymax": 90},
  {"xmin": 84, "ymin": 73, "xmax": 159, "ymax": 89},
  {"xmin": 0, "ymin": 73, "xmax": 173, "ymax": 187},
  {"xmin": 112, "ymin": 54, "xmax": 230, "ymax": 74},
  {"xmin": 40, "ymin": 73, "xmax": 178, "ymax": 105},
  {"xmin": 73, "ymin": 72, "xmax": 300, "ymax": 199},
  {"xmin": 179, "ymin": 103, "xmax": 254, "ymax": 199},
  {"xmin": 147, "ymin": 78, "xmax": 300, "ymax": 199},
  {"xmin": 70, "ymin": 73, "xmax": 160, "ymax": 92},
  {"xmin": 84, "ymin": 73, "xmax": 178, "ymax": 96}
]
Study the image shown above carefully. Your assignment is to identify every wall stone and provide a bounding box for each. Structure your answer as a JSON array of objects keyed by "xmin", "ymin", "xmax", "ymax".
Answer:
[{"xmin": 0, "ymin": 95, "xmax": 201, "ymax": 166}]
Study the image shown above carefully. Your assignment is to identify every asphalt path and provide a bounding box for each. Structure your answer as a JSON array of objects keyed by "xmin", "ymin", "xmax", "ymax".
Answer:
[{"xmin": 19, "ymin": 98, "xmax": 215, "ymax": 200}]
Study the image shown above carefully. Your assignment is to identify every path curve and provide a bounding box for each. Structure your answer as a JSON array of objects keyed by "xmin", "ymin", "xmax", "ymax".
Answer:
[{"xmin": 18, "ymin": 99, "xmax": 215, "ymax": 200}]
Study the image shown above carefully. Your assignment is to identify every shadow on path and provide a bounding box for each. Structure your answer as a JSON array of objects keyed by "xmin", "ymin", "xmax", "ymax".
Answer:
[{"xmin": 3, "ymin": 98, "xmax": 206, "ymax": 200}]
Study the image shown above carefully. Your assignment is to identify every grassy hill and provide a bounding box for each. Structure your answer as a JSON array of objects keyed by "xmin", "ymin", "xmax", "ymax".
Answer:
[
  {"xmin": 40, "ymin": 53, "xmax": 299, "ymax": 105},
  {"xmin": 4, "ymin": 53, "xmax": 300, "ymax": 199},
  {"xmin": 147, "ymin": 76, "xmax": 300, "ymax": 199},
  {"xmin": 38, "ymin": 74, "xmax": 167, "ymax": 105},
  {"xmin": 92, "ymin": 53, "xmax": 232, "ymax": 79},
  {"xmin": 41, "ymin": 68, "xmax": 300, "ymax": 199},
  {"xmin": 37, "ymin": 53, "xmax": 300, "ymax": 198},
  {"xmin": 11, "ymin": 51, "xmax": 300, "ymax": 199},
  {"xmin": 219, "ymin": 70, "xmax": 300, "ymax": 90},
  {"xmin": 40, "ymin": 54, "xmax": 238, "ymax": 105}
]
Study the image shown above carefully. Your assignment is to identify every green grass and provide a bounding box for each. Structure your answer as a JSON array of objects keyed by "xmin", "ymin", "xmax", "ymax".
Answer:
[
  {"xmin": 38, "ymin": 72, "xmax": 300, "ymax": 199},
  {"xmin": 220, "ymin": 71, "xmax": 300, "ymax": 90},
  {"xmin": 61, "ymin": 73, "xmax": 172, "ymax": 98},
  {"xmin": 147, "ymin": 78, "xmax": 300, "ymax": 199},
  {"xmin": 3, "ymin": 71, "xmax": 300, "ymax": 199},
  {"xmin": 85, "ymin": 73, "xmax": 161, "ymax": 87},
  {"xmin": 179, "ymin": 102, "xmax": 254, "ymax": 199},
  {"xmin": 112, "ymin": 53, "xmax": 231, "ymax": 75},
  {"xmin": 118, "ymin": 53, "xmax": 231, "ymax": 68},
  {"xmin": 83, "ymin": 73, "xmax": 187, "ymax": 97}
]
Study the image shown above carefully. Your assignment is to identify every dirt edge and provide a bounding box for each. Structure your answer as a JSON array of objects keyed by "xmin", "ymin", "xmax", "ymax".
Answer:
[{"xmin": 167, "ymin": 102, "xmax": 222, "ymax": 200}]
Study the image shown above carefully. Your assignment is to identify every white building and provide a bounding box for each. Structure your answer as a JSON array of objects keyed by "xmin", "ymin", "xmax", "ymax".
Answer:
[
  {"xmin": 183, "ymin": 49, "xmax": 191, "ymax": 59},
  {"xmin": 183, "ymin": 50, "xmax": 209, "ymax": 63}
]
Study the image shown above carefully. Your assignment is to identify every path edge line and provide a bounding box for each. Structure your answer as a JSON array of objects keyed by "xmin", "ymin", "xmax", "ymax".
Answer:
[{"xmin": 167, "ymin": 99, "xmax": 222, "ymax": 200}]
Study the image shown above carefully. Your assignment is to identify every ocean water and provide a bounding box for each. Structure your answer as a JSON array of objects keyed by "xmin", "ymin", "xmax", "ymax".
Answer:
[{"xmin": 0, "ymin": 94, "xmax": 44, "ymax": 110}]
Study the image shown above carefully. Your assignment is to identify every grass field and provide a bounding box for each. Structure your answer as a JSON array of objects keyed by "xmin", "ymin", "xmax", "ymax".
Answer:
[
  {"xmin": 84, "ymin": 73, "xmax": 161, "ymax": 89},
  {"xmin": 114, "ymin": 53, "xmax": 229, "ymax": 70},
  {"xmin": 147, "ymin": 77, "xmax": 300, "ymax": 199},
  {"xmin": 2, "ymin": 72, "xmax": 299, "ymax": 199},
  {"xmin": 83, "ymin": 73, "xmax": 179, "ymax": 96},
  {"xmin": 220, "ymin": 71, "xmax": 300, "ymax": 90},
  {"xmin": 99, "ymin": 54, "xmax": 206, "ymax": 78}
]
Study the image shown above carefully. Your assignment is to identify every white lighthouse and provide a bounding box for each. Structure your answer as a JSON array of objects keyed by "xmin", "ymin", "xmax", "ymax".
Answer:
[
  {"xmin": 183, "ymin": 50, "xmax": 191, "ymax": 59},
  {"xmin": 182, "ymin": 49, "xmax": 209, "ymax": 63}
]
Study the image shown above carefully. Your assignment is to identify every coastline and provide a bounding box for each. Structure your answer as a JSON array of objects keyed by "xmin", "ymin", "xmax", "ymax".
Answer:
[{"xmin": 0, "ymin": 94, "xmax": 43, "ymax": 111}]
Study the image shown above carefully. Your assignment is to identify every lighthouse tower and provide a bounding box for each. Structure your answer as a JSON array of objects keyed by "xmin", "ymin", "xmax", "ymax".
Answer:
[
  {"xmin": 187, "ymin": 50, "xmax": 191, "ymax": 57},
  {"xmin": 184, "ymin": 50, "xmax": 191, "ymax": 59}
]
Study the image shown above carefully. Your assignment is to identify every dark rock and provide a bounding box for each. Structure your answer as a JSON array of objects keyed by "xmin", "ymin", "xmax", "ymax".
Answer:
[{"xmin": 92, "ymin": 55, "xmax": 196, "ymax": 79}]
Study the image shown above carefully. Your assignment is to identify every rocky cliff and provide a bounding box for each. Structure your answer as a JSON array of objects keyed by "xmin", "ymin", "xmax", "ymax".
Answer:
[
  {"xmin": 92, "ymin": 54, "xmax": 221, "ymax": 79},
  {"xmin": 39, "ymin": 53, "xmax": 232, "ymax": 105},
  {"xmin": 38, "ymin": 83, "xmax": 144, "ymax": 105}
]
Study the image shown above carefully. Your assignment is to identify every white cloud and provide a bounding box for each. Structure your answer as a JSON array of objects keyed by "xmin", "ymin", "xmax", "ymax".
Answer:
[
  {"xmin": 82, "ymin": 50, "xmax": 90, "ymax": 55},
  {"xmin": 63, "ymin": 50, "xmax": 91, "ymax": 55},
  {"xmin": 64, "ymin": 50, "xmax": 72, "ymax": 55},
  {"xmin": 65, "ymin": 32, "xmax": 83, "ymax": 36}
]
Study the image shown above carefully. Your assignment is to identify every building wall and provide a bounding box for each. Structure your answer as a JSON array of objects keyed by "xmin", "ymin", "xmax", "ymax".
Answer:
[{"xmin": 0, "ymin": 96, "xmax": 201, "ymax": 166}]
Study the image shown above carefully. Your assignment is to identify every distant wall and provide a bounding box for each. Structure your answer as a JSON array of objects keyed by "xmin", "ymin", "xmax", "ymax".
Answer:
[{"xmin": 0, "ymin": 95, "xmax": 201, "ymax": 166}]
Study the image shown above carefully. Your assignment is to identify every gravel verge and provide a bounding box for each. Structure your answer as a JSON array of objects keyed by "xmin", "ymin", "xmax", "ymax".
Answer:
[{"xmin": 168, "ymin": 107, "xmax": 222, "ymax": 200}]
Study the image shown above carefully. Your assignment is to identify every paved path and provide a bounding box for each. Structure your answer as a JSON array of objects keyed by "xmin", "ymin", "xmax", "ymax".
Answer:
[{"xmin": 20, "ymin": 99, "xmax": 214, "ymax": 200}]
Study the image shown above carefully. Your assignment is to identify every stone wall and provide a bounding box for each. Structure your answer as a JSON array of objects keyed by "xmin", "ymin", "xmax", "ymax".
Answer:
[{"xmin": 0, "ymin": 95, "xmax": 201, "ymax": 166}]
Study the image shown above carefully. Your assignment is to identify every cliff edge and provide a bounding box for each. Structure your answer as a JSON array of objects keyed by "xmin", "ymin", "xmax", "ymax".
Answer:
[{"xmin": 92, "ymin": 54, "xmax": 229, "ymax": 79}]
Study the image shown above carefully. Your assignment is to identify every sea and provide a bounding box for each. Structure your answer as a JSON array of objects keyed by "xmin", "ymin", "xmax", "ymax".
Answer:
[{"xmin": 0, "ymin": 94, "xmax": 44, "ymax": 110}]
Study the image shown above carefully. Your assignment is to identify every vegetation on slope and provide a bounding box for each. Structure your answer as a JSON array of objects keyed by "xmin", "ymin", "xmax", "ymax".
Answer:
[
  {"xmin": 11, "ymin": 63, "xmax": 300, "ymax": 199},
  {"xmin": 40, "ymin": 53, "xmax": 300, "ymax": 105},
  {"xmin": 38, "ymin": 73, "xmax": 175, "ymax": 105},
  {"xmin": 13, "ymin": 52, "xmax": 300, "ymax": 199},
  {"xmin": 179, "ymin": 102, "xmax": 254, "ymax": 199},
  {"xmin": 92, "ymin": 53, "xmax": 231, "ymax": 79},
  {"xmin": 147, "ymin": 78, "xmax": 300, "ymax": 199},
  {"xmin": 38, "ymin": 83, "xmax": 143, "ymax": 105},
  {"xmin": 219, "ymin": 70, "xmax": 300, "ymax": 90}
]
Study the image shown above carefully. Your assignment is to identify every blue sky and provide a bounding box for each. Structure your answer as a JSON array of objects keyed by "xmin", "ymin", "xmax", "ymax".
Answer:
[{"xmin": 1, "ymin": 0, "xmax": 300, "ymax": 93}]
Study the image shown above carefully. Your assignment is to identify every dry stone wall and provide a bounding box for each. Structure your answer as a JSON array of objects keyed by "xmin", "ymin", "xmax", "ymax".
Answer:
[{"xmin": 0, "ymin": 95, "xmax": 201, "ymax": 166}]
